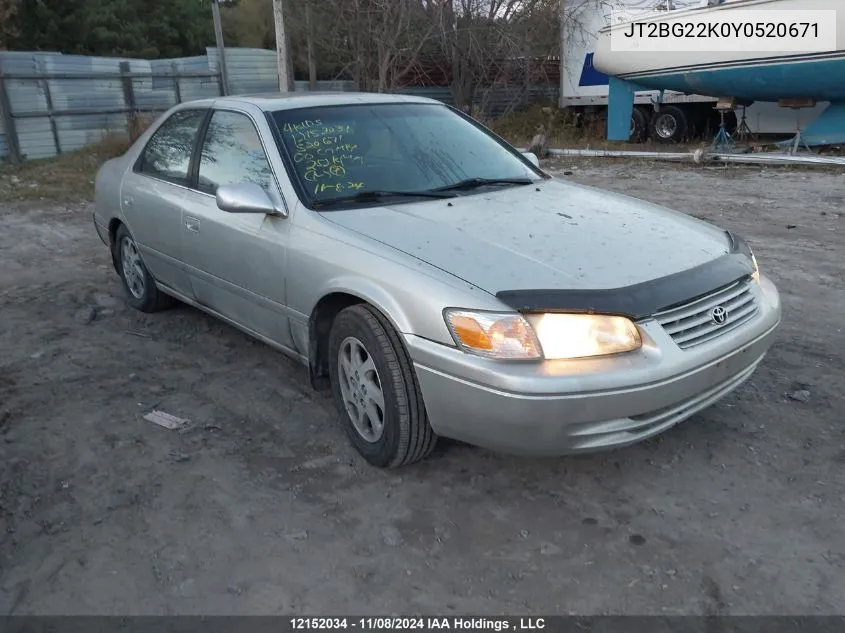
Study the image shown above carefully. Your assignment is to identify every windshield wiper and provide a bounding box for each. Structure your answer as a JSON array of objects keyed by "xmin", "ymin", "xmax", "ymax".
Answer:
[
  {"xmin": 311, "ymin": 190, "xmax": 456, "ymax": 209},
  {"xmin": 432, "ymin": 177, "xmax": 534, "ymax": 192}
]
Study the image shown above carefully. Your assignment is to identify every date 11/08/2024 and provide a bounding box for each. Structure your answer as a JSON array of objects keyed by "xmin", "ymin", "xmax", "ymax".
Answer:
[{"xmin": 290, "ymin": 617, "xmax": 548, "ymax": 631}]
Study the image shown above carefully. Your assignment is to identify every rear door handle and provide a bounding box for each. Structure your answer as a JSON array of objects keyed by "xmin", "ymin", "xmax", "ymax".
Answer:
[{"xmin": 184, "ymin": 216, "xmax": 200, "ymax": 233}]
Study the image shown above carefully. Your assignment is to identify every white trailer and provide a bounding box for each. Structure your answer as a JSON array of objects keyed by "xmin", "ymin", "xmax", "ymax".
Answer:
[{"xmin": 559, "ymin": 0, "xmax": 827, "ymax": 142}]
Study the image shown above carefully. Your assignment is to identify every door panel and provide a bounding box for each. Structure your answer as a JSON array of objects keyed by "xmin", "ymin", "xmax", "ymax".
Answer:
[
  {"xmin": 181, "ymin": 192, "xmax": 293, "ymax": 346},
  {"xmin": 120, "ymin": 108, "xmax": 208, "ymax": 297},
  {"xmin": 121, "ymin": 173, "xmax": 191, "ymax": 296},
  {"xmin": 181, "ymin": 109, "xmax": 293, "ymax": 347}
]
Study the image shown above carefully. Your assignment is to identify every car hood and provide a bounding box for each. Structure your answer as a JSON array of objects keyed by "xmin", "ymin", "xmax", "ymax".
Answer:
[{"xmin": 320, "ymin": 178, "xmax": 731, "ymax": 294}]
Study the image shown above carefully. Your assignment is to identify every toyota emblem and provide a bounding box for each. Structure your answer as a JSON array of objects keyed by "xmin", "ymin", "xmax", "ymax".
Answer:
[{"xmin": 710, "ymin": 305, "xmax": 728, "ymax": 325}]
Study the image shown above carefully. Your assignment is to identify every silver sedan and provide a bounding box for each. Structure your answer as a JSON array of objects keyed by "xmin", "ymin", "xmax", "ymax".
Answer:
[{"xmin": 93, "ymin": 93, "xmax": 781, "ymax": 468}]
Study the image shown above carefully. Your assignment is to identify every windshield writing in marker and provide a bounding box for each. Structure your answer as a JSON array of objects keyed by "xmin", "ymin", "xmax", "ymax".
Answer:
[
  {"xmin": 272, "ymin": 103, "xmax": 539, "ymax": 205},
  {"xmin": 283, "ymin": 119, "xmax": 366, "ymax": 191}
]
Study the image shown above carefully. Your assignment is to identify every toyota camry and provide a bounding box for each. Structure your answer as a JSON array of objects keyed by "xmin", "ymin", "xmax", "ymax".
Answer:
[{"xmin": 93, "ymin": 93, "xmax": 781, "ymax": 468}]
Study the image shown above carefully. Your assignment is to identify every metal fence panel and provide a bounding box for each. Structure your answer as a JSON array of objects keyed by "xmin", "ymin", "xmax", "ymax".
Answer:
[
  {"xmin": 0, "ymin": 51, "xmax": 63, "ymax": 162},
  {"xmin": 394, "ymin": 85, "xmax": 558, "ymax": 117},
  {"xmin": 0, "ymin": 93, "xmax": 6, "ymax": 162},
  {"xmin": 293, "ymin": 80, "xmax": 357, "ymax": 92},
  {"xmin": 0, "ymin": 47, "xmax": 559, "ymax": 163},
  {"xmin": 0, "ymin": 50, "xmax": 221, "ymax": 163},
  {"xmin": 395, "ymin": 86, "xmax": 454, "ymax": 104},
  {"xmin": 209, "ymin": 47, "xmax": 277, "ymax": 95}
]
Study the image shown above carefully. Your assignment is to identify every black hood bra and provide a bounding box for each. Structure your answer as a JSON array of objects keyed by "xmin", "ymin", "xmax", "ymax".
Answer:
[{"xmin": 495, "ymin": 231, "xmax": 757, "ymax": 319}]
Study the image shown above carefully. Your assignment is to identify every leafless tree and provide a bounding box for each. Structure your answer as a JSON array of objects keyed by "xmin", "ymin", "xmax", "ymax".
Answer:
[
  {"xmin": 222, "ymin": 0, "xmax": 605, "ymax": 116},
  {"xmin": 430, "ymin": 0, "xmax": 563, "ymax": 113},
  {"xmin": 325, "ymin": 0, "xmax": 443, "ymax": 92}
]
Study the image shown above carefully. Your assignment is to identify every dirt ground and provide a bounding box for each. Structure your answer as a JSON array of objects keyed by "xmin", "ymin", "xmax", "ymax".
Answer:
[{"xmin": 0, "ymin": 160, "xmax": 843, "ymax": 616}]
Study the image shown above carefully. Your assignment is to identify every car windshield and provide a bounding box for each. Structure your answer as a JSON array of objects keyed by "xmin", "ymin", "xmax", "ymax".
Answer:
[{"xmin": 269, "ymin": 102, "xmax": 541, "ymax": 207}]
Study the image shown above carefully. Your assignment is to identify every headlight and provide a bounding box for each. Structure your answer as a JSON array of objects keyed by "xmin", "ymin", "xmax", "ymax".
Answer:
[
  {"xmin": 751, "ymin": 252, "xmax": 760, "ymax": 283},
  {"xmin": 526, "ymin": 313, "xmax": 642, "ymax": 360},
  {"xmin": 444, "ymin": 309, "xmax": 641, "ymax": 360},
  {"xmin": 444, "ymin": 310, "xmax": 542, "ymax": 360}
]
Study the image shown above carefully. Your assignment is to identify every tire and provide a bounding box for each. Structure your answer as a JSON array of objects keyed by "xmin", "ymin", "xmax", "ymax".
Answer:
[
  {"xmin": 328, "ymin": 304, "xmax": 437, "ymax": 468},
  {"xmin": 631, "ymin": 107, "xmax": 648, "ymax": 143},
  {"xmin": 649, "ymin": 105, "xmax": 689, "ymax": 143},
  {"xmin": 113, "ymin": 224, "xmax": 174, "ymax": 313}
]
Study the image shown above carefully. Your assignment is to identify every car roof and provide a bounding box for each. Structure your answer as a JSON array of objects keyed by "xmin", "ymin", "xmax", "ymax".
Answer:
[{"xmin": 185, "ymin": 91, "xmax": 445, "ymax": 112}]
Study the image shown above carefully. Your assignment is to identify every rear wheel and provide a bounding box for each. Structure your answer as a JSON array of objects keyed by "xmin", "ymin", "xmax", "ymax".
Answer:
[
  {"xmin": 113, "ymin": 224, "xmax": 174, "ymax": 312},
  {"xmin": 328, "ymin": 304, "xmax": 437, "ymax": 468},
  {"xmin": 649, "ymin": 105, "xmax": 689, "ymax": 143},
  {"xmin": 631, "ymin": 107, "xmax": 648, "ymax": 143}
]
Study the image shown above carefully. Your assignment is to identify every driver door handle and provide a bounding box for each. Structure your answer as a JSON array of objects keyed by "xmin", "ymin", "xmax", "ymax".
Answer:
[{"xmin": 184, "ymin": 216, "xmax": 200, "ymax": 233}]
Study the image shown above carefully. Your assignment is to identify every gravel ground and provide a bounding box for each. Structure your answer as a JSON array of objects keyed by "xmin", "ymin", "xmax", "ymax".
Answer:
[{"xmin": 0, "ymin": 161, "xmax": 843, "ymax": 615}]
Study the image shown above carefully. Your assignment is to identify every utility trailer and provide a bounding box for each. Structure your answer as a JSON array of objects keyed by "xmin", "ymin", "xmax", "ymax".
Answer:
[{"xmin": 559, "ymin": 0, "xmax": 828, "ymax": 143}]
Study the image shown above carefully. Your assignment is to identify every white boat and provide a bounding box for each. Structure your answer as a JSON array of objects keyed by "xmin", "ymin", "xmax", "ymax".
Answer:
[{"xmin": 592, "ymin": 0, "xmax": 845, "ymax": 143}]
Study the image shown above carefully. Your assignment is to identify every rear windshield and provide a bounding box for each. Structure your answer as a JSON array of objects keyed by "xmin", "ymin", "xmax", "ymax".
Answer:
[{"xmin": 269, "ymin": 102, "xmax": 539, "ymax": 205}]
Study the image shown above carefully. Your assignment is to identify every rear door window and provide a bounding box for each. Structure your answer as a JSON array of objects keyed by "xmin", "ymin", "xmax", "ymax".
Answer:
[{"xmin": 137, "ymin": 109, "xmax": 207, "ymax": 185}]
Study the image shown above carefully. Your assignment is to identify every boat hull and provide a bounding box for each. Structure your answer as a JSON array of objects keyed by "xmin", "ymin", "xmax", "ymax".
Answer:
[
  {"xmin": 622, "ymin": 53, "xmax": 845, "ymax": 103},
  {"xmin": 593, "ymin": 0, "xmax": 845, "ymax": 102}
]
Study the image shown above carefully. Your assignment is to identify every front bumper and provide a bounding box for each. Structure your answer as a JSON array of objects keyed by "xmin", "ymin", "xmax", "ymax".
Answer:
[{"xmin": 406, "ymin": 274, "xmax": 781, "ymax": 455}]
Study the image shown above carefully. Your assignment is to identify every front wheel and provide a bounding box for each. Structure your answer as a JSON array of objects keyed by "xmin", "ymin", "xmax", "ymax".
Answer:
[{"xmin": 328, "ymin": 304, "xmax": 437, "ymax": 468}]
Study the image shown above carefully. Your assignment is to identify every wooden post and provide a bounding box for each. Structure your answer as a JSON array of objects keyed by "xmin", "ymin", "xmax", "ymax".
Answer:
[
  {"xmin": 273, "ymin": 0, "xmax": 293, "ymax": 92},
  {"xmin": 305, "ymin": 0, "xmax": 317, "ymax": 91},
  {"xmin": 559, "ymin": 0, "xmax": 565, "ymax": 109},
  {"xmin": 211, "ymin": 0, "xmax": 231, "ymax": 95},
  {"xmin": 119, "ymin": 61, "xmax": 137, "ymax": 137},
  {"xmin": 171, "ymin": 62, "xmax": 183, "ymax": 104},
  {"xmin": 0, "ymin": 63, "xmax": 22, "ymax": 164},
  {"xmin": 120, "ymin": 61, "xmax": 136, "ymax": 114},
  {"xmin": 37, "ymin": 60, "xmax": 61, "ymax": 156}
]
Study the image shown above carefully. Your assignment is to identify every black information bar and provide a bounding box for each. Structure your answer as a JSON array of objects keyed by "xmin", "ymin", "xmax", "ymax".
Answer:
[{"xmin": 1, "ymin": 617, "xmax": 845, "ymax": 633}]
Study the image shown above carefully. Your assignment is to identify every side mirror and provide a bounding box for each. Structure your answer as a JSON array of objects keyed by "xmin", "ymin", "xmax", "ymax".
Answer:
[
  {"xmin": 216, "ymin": 182, "xmax": 285, "ymax": 216},
  {"xmin": 522, "ymin": 152, "xmax": 540, "ymax": 168}
]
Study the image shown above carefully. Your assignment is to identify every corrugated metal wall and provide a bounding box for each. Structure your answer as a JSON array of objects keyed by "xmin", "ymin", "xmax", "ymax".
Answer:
[
  {"xmin": 206, "ymin": 47, "xmax": 359, "ymax": 95},
  {"xmin": 0, "ymin": 47, "xmax": 559, "ymax": 163},
  {"xmin": 0, "ymin": 51, "xmax": 60, "ymax": 162},
  {"xmin": 0, "ymin": 49, "xmax": 222, "ymax": 162},
  {"xmin": 0, "ymin": 96, "xmax": 6, "ymax": 160}
]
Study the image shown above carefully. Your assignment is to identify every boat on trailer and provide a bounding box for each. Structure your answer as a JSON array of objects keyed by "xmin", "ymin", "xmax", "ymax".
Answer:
[{"xmin": 592, "ymin": 0, "xmax": 845, "ymax": 146}]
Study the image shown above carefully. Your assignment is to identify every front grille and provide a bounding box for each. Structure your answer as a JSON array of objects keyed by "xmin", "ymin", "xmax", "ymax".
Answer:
[{"xmin": 653, "ymin": 278, "xmax": 759, "ymax": 349}]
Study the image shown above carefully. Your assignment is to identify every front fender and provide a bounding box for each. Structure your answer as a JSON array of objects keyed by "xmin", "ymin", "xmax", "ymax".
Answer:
[
  {"xmin": 315, "ymin": 275, "xmax": 417, "ymax": 335},
  {"xmin": 286, "ymin": 209, "xmax": 515, "ymax": 388},
  {"xmin": 290, "ymin": 235, "xmax": 506, "ymax": 347}
]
